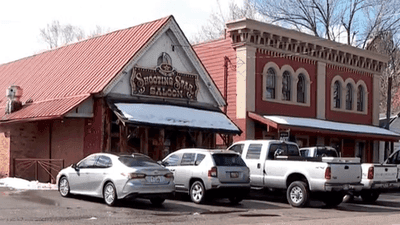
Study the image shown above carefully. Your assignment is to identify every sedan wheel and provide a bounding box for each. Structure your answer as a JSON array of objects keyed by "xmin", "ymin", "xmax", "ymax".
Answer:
[
  {"xmin": 59, "ymin": 177, "xmax": 70, "ymax": 197},
  {"xmin": 104, "ymin": 182, "xmax": 117, "ymax": 206},
  {"xmin": 190, "ymin": 181, "xmax": 206, "ymax": 204}
]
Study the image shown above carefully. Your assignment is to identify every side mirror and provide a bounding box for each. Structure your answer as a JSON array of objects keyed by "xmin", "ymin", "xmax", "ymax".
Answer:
[{"xmin": 71, "ymin": 163, "xmax": 79, "ymax": 170}]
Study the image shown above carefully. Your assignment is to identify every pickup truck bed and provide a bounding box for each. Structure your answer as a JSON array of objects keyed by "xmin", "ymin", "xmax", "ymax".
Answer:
[
  {"xmin": 228, "ymin": 140, "xmax": 363, "ymax": 207},
  {"xmin": 300, "ymin": 146, "xmax": 400, "ymax": 203}
]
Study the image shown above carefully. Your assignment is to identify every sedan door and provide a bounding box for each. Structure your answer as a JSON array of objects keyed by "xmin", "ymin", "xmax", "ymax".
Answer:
[{"xmin": 69, "ymin": 155, "xmax": 98, "ymax": 194}]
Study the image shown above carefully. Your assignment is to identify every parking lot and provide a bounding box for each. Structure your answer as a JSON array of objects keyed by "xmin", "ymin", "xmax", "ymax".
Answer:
[{"xmin": 2, "ymin": 187, "xmax": 400, "ymax": 225}]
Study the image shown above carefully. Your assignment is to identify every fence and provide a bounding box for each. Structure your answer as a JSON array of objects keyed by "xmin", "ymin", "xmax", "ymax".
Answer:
[{"xmin": 13, "ymin": 158, "xmax": 64, "ymax": 184}]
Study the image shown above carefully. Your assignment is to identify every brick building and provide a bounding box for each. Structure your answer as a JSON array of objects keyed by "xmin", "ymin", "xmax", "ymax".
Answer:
[
  {"xmin": 194, "ymin": 18, "xmax": 400, "ymax": 163},
  {"xmin": 0, "ymin": 16, "xmax": 240, "ymax": 181}
]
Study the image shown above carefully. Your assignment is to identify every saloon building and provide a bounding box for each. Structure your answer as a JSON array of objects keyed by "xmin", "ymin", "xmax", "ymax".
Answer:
[
  {"xmin": 0, "ymin": 16, "xmax": 240, "ymax": 181},
  {"xmin": 194, "ymin": 18, "xmax": 400, "ymax": 163}
]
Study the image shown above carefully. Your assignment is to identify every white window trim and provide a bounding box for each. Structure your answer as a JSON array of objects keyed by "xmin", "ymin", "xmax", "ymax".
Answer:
[
  {"xmin": 330, "ymin": 75, "xmax": 368, "ymax": 115},
  {"xmin": 262, "ymin": 63, "xmax": 310, "ymax": 107}
]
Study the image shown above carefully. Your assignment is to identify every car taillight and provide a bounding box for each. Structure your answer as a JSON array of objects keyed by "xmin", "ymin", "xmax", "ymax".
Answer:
[
  {"xmin": 122, "ymin": 173, "xmax": 146, "ymax": 179},
  {"xmin": 325, "ymin": 166, "xmax": 331, "ymax": 180},
  {"xmin": 164, "ymin": 172, "xmax": 174, "ymax": 180},
  {"xmin": 368, "ymin": 166, "xmax": 374, "ymax": 179},
  {"xmin": 208, "ymin": 167, "xmax": 218, "ymax": 177}
]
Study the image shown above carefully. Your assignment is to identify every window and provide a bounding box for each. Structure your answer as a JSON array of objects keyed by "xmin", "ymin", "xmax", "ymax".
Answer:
[
  {"xmin": 266, "ymin": 68, "xmax": 276, "ymax": 99},
  {"xmin": 246, "ymin": 144, "xmax": 262, "ymax": 159},
  {"xmin": 346, "ymin": 83, "xmax": 353, "ymax": 110},
  {"xmin": 77, "ymin": 155, "xmax": 98, "ymax": 168},
  {"xmin": 357, "ymin": 86, "xmax": 364, "ymax": 112},
  {"xmin": 118, "ymin": 155, "xmax": 158, "ymax": 167},
  {"xmin": 212, "ymin": 154, "xmax": 246, "ymax": 166},
  {"xmin": 162, "ymin": 154, "xmax": 180, "ymax": 166},
  {"xmin": 333, "ymin": 81, "xmax": 341, "ymax": 108},
  {"xmin": 95, "ymin": 156, "xmax": 112, "ymax": 168},
  {"xmin": 268, "ymin": 143, "xmax": 299, "ymax": 159},
  {"xmin": 228, "ymin": 144, "xmax": 245, "ymax": 155},
  {"xmin": 282, "ymin": 71, "xmax": 291, "ymax": 101},
  {"xmin": 195, "ymin": 154, "xmax": 206, "ymax": 165},
  {"xmin": 180, "ymin": 153, "xmax": 196, "ymax": 165},
  {"xmin": 297, "ymin": 74, "xmax": 305, "ymax": 103}
]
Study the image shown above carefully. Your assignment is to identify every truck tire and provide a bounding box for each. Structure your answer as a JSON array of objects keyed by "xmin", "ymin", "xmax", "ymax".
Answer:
[
  {"xmin": 287, "ymin": 181, "xmax": 309, "ymax": 207},
  {"xmin": 322, "ymin": 192, "xmax": 344, "ymax": 207},
  {"xmin": 360, "ymin": 191, "xmax": 380, "ymax": 203}
]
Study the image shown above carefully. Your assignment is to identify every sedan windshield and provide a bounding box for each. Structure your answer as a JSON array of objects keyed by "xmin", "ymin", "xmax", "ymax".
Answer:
[
  {"xmin": 118, "ymin": 156, "xmax": 159, "ymax": 167},
  {"xmin": 212, "ymin": 154, "xmax": 247, "ymax": 166}
]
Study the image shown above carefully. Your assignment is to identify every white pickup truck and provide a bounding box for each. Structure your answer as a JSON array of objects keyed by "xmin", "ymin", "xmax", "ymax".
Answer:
[
  {"xmin": 385, "ymin": 149, "xmax": 400, "ymax": 181},
  {"xmin": 228, "ymin": 140, "xmax": 363, "ymax": 207},
  {"xmin": 300, "ymin": 146, "xmax": 400, "ymax": 203}
]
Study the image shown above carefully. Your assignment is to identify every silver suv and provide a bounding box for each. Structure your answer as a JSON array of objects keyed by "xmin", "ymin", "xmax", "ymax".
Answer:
[{"xmin": 161, "ymin": 148, "xmax": 250, "ymax": 204}]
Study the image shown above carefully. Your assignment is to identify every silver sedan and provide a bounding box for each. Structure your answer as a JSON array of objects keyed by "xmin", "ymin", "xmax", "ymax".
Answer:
[{"xmin": 56, "ymin": 153, "xmax": 175, "ymax": 206}]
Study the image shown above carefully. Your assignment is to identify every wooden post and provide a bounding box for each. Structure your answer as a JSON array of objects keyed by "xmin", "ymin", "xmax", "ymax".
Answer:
[{"xmin": 142, "ymin": 128, "xmax": 148, "ymax": 155}]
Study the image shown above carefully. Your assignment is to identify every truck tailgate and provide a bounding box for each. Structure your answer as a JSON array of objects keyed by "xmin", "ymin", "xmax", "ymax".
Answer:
[
  {"xmin": 362, "ymin": 164, "xmax": 398, "ymax": 182},
  {"xmin": 329, "ymin": 163, "xmax": 362, "ymax": 183}
]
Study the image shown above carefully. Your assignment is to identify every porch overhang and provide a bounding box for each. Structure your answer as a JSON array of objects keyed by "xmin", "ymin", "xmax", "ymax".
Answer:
[
  {"xmin": 248, "ymin": 112, "xmax": 400, "ymax": 141},
  {"xmin": 109, "ymin": 102, "xmax": 242, "ymax": 135}
]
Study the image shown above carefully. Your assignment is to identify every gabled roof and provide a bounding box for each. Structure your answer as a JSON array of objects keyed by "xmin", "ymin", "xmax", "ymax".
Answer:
[
  {"xmin": 0, "ymin": 16, "xmax": 172, "ymax": 123},
  {"xmin": 193, "ymin": 37, "xmax": 236, "ymax": 93}
]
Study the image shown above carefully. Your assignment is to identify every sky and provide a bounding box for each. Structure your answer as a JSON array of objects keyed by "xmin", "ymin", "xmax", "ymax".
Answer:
[{"xmin": 0, "ymin": 0, "xmax": 241, "ymax": 65}]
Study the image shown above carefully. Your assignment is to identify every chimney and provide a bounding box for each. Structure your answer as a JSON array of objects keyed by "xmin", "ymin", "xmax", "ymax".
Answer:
[{"xmin": 5, "ymin": 85, "xmax": 23, "ymax": 114}]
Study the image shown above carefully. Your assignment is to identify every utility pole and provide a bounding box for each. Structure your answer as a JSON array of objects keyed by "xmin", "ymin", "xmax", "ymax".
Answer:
[{"xmin": 385, "ymin": 76, "xmax": 392, "ymax": 159}]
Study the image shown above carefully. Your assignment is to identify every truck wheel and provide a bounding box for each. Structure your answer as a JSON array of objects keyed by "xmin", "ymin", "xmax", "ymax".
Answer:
[
  {"xmin": 360, "ymin": 191, "xmax": 380, "ymax": 203},
  {"xmin": 287, "ymin": 181, "xmax": 309, "ymax": 207},
  {"xmin": 322, "ymin": 192, "xmax": 344, "ymax": 207}
]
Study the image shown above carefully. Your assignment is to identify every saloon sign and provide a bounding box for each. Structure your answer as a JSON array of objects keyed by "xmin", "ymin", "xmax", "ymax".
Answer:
[{"xmin": 130, "ymin": 63, "xmax": 199, "ymax": 101}]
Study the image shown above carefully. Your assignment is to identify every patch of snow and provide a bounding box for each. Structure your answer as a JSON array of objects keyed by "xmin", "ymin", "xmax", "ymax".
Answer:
[
  {"xmin": 114, "ymin": 103, "xmax": 240, "ymax": 133},
  {"xmin": 0, "ymin": 177, "xmax": 57, "ymax": 190}
]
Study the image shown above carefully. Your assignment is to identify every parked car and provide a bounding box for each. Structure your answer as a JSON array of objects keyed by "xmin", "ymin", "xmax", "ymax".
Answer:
[
  {"xmin": 300, "ymin": 146, "xmax": 400, "ymax": 203},
  {"xmin": 56, "ymin": 153, "xmax": 175, "ymax": 206},
  {"xmin": 160, "ymin": 148, "xmax": 250, "ymax": 204},
  {"xmin": 228, "ymin": 140, "xmax": 363, "ymax": 207},
  {"xmin": 299, "ymin": 146, "xmax": 340, "ymax": 158}
]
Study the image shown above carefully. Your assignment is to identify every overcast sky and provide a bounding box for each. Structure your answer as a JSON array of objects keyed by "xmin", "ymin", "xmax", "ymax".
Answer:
[{"xmin": 0, "ymin": 0, "xmax": 240, "ymax": 64}]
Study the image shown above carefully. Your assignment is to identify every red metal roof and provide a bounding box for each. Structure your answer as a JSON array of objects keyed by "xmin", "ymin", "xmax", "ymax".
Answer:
[{"xmin": 0, "ymin": 16, "xmax": 171, "ymax": 123}]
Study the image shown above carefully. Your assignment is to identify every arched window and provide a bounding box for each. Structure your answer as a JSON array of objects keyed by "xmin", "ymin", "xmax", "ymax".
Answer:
[
  {"xmin": 346, "ymin": 84, "xmax": 353, "ymax": 110},
  {"xmin": 333, "ymin": 81, "xmax": 341, "ymax": 108},
  {"xmin": 266, "ymin": 68, "xmax": 276, "ymax": 99},
  {"xmin": 357, "ymin": 86, "xmax": 364, "ymax": 111},
  {"xmin": 297, "ymin": 74, "xmax": 305, "ymax": 103},
  {"xmin": 282, "ymin": 71, "xmax": 291, "ymax": 101}
]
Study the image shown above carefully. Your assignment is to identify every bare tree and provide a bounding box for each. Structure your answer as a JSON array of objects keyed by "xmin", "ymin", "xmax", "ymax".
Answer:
[
  {"xmin": 191, "ymin": 0, "xmax": 264, "ymax": 43},
  {"xmin": 40, "ymin": 21, "xmax": 110, "ymax": 49},
  {"xmin": 40, "ymin": 20, "xmax": 85, "ymax": 49},
  {"xmin": 252, "ymin": 0, "xmax": 400, "ymax": 47},
  {"xmin": 370, "ymin": 32, "xmax": 400, "ymax": 113}
]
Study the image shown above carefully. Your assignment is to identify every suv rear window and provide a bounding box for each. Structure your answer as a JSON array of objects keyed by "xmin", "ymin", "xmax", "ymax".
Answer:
[
  {"xmin": 118, "ymin": 156, "xmax": 159, "ymax": 167},
  {"xmin": 212, "ymin": 154, "xmax": 246, "ymax": 166}
]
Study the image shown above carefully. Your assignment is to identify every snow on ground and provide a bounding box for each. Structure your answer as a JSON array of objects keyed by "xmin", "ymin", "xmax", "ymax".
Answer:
[{"xmin": 0, "ymin": 177, "xmax": 57, "ymax": 190}]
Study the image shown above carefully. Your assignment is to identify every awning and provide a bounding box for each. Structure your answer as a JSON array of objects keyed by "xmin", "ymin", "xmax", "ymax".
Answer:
[
  {"xmin": 248, "ymin": 112, "xmax": 400, "ymax": 141},
  {"xmin": 110, "ymin": 102, "xmax": 241, "ymax": 134}
]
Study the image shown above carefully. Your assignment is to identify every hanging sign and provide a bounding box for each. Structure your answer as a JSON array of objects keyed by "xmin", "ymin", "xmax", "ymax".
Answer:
[
  {"xmin": 130, "ymin": 63, "xmax": 198, "ymax": 101},
  {"xmin": 279, "ymin": 129, "xmax": 290, "ymax": 141}
]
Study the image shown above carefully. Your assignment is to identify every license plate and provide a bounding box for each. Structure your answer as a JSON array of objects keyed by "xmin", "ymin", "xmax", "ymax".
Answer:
[
  {"xmin": 230, "ymin": 172, "xmax": 239, "ymax": 178},
  {"xmin": 149, "ymin": 176, "xmax": 162, "ymax": 183}
]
